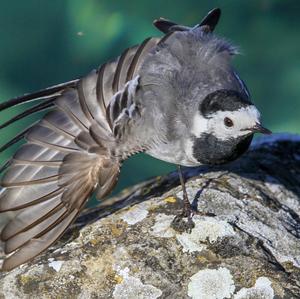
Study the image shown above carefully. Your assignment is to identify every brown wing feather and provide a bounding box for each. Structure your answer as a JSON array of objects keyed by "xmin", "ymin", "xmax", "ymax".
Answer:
[
  {"xmin": 126, "ymin": 38, "xmax": 159, "ymax": 81},
  {"xmin": 2, "ymin": 209, "xmax": 78, "ymax": 271},
  {"xmin": 0, "ymin": 79, "xmax": 120, "ymax": 271},
  {"xmin": 0, "ymin": 35, "xmax": 161, "ymax": 271}
]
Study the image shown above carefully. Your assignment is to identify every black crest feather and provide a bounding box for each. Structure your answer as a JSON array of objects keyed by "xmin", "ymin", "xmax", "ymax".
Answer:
[{"xmin": 153, "ymin": 8, "xmax": 221, "ymax": 34}]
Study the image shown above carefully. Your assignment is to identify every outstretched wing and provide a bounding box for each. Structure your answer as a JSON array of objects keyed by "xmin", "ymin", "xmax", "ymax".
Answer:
[
  {"xmin": 0, "ymin": 72, "xmax": 120, "ymax": 271},
  {"xmin": 0, "ymin": 8, "xmax": 222, "ymax": 270},
  {"xmin": 0, "ymin": 37, "xmax": 160, "ymax": 271}
]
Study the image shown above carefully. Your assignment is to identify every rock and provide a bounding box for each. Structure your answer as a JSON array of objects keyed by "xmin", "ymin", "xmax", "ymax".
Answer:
[{"xmin": 0, "ymin": 133, "xmax": 300, "ymax": 299}]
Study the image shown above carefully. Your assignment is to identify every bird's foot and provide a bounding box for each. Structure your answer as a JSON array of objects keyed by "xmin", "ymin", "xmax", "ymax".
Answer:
[
  {"xmin": 171, "ymin": 203, "xmax": 196, "ymax": 233},
  {"xmin": 172, "ymin": 165, "xmax": 216, "ymax": 233}
]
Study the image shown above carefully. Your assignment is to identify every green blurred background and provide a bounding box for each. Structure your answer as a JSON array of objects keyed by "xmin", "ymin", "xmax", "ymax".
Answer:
[{"xmin": 0, "ymin": 0, "xmax": 299, "ymax": 202}]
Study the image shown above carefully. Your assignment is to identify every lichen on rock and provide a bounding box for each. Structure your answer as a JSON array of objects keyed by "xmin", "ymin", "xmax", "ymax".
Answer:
[
  {"xmin": 176, "ymin": 216, "xmax": 236, "ymax": 253},
  {"xmin": 188, "ymin": 267, "xmax": 235, "ymax": 299},
  {"xmin": 234, "ymin": 277, "xmax": 274, "ymax": 299},
  {"xmin": 112, "ymin": 267, "xmax": 162, "ymax": 299}
]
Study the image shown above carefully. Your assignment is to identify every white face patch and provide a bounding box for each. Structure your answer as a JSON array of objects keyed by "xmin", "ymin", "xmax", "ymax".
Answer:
[
  {"xmin": 191, "ymin": 105, "xmax": 261, "ymax": 141},
  {"xmin": 191, "ymin": 113, "xmax": 208, "ymax": 137}
]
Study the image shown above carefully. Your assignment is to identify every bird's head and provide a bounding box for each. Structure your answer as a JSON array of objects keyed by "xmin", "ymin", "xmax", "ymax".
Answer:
[
  {"xmin": 191, "ymin": 89, "xmax": 271, "ymax": 165},
  {"xmin": 140, "ymin": 9, "xmax": 271, "ymax": 166}
]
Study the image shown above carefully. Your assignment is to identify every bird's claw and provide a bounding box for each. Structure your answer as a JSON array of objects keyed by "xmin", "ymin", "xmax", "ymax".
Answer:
[{"xmin": 171, "ymin": 209, "xmax": 195, "ymax": 233}]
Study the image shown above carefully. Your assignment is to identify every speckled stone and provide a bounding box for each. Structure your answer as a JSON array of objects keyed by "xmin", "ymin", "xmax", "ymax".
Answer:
[{"xmin": 0, "ymin": 134, "xmax": 300, "ymax": 299}]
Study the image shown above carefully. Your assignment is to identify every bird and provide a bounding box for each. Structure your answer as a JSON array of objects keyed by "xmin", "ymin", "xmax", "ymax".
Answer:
[{"xmin": 0, "ymin": 8, "xmax": 271, "ymax": 271}]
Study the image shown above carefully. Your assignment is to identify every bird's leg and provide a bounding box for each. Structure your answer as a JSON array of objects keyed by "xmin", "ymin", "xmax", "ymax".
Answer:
[
  {"xmin": 171, "ymin": 166, "xmax": 195, "ymax": 232},
  {"xmin": 178, "ymin": 165, "xmax": 193, "ymax": 218}
]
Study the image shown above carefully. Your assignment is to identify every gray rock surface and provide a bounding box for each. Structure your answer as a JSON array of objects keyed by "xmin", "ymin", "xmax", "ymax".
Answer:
[{"xmin": 0, "ymin": 134, "xmax": 300, "ymax": 299}]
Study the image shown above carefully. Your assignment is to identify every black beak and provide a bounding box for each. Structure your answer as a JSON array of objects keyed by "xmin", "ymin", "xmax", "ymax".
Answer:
[{"xmin": 251, "ymin": 123, "xmax": 272, "ymax": 135}]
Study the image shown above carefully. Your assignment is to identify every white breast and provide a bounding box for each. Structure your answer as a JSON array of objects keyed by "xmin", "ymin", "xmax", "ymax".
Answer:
[{"xmin": 146, "ymin": 138, "xmax": 201, "ymax": 167}]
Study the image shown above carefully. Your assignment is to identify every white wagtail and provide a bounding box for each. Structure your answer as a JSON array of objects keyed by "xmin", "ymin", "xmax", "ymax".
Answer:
[{"xmin": 0, "ymin": 8, "xmax": 271, "ymax": 270}]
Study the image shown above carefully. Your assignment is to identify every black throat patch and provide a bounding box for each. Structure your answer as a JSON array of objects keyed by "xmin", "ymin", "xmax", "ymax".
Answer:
[{"xmin": 193, "ymin": 133, "xmax": 253, "ymax": 165}]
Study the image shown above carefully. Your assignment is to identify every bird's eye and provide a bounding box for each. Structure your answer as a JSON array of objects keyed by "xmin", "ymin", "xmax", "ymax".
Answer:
[{"xmin": 224, "ymin": 117, "xmax": 234, "ymax": 127}]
